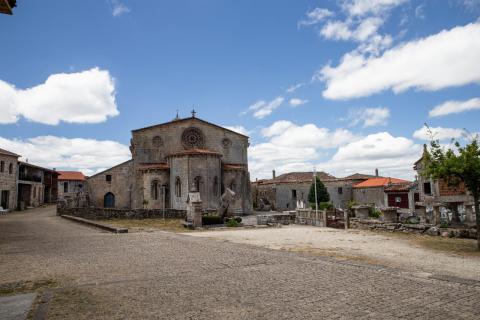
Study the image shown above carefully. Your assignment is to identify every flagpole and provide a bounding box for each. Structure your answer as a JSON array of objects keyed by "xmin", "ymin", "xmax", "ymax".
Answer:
[{"xmin": 313, "ymin": 167, "xmax": 318, "ymax": 215}]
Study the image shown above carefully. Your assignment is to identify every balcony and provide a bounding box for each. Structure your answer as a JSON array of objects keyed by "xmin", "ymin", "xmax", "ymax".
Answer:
[{"xmin": 18, "ymin": 173, "xmax": 42, "ymax": 183}]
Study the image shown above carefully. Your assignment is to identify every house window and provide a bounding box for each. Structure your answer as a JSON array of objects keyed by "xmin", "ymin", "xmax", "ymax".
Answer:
[
  {"xmin": 63, "ymin": 182, "xmax": 68, "ymax": 193},
  {"xmin": 151, "ymin": 180, "xmax": 159, "ymax": 200},
  {"xmin": 423, "ymin": 182, "xmax": 432, "ymax": 195},
  {"xmin": 175, "ymin": 177, "xmax": 181, "ymax": 197},
  {"xmin": 106, "ymin": 174, "xmax": 112, "ymax": 182},
  {"xmin": 8, "ymin": 163, "xmax": 12, "ymax": 174},
  {"xmin": 292, "ymin": 190, "xmax": 297, "ymax": 198},
  {"xmin": 338, "ymin": 187, "xmax": 343, "ymax": 194},
  {"xmin": 0, "ymin": 161, "xmax": 4, "ymax": 173}
]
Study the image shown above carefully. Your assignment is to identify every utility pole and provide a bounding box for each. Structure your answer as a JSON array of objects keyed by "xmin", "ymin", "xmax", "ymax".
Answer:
[
  {"xmin": 313, "ymin": 167, "xmax": 318, "ymax": 215},
  {"xmin": 162, "ymin": 185, "xmax": 166, "ymax": 224}
]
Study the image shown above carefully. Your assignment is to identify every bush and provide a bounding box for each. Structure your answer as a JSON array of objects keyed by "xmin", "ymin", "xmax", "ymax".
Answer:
[
  {"xmin": 202, "ymin": 215, "xmax": 223, "ymax": 225},
  {"xmin": 319, "ymin": 202, "xmax": 333, "ymax": 210},
  {"xmin": 369, "ymin": 207, "xmax": 382, "ymax": 219},
  {"xmin": 226, "ymin": 219, "xmax": 239, "ymax": 227},
  {"xmin": 440, "ymin": 220, "xmax": 449, "ymax": 229}
]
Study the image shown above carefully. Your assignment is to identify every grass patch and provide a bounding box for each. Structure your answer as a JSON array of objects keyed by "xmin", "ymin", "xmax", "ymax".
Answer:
[
  {"xmin": 0, "ymin": 279, "xmax": 59, "ymax": 296},
  {"xmin": 373, "ymin": 230, "xmax": 480, "ymax": 256},
  {"xmin": 97, "ymin": 218, "xmax": 189, "ymax": 233}
]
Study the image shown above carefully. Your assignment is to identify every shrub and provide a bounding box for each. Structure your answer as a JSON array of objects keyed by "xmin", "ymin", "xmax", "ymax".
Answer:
[
  {"xmin": 369, "ymin": 207, "xmax": 382, "ymax": 219},
  {"xmin": 319, "ymin": 202, "xmax": 333, "ymax": 210},
  {"xmin": 202, "ymin": 215, "xmax": 223, "ymax": 225},
  {"xmin": 226, "ymin": 219, "xmax": 239, "ymax": 227},
  {"xmin": 440, "ymin": 220, "xmax": 449, "ymax": 229}
]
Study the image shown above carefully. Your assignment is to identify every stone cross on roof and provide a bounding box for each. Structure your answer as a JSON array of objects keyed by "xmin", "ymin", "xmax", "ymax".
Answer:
[{"xmin": 191, "ymin": 109, "xmax": 196, "ymax": 118}]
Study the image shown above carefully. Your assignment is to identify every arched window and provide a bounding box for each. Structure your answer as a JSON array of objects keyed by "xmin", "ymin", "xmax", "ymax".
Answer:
[
  {"xmin": 8, "ymin": 163, "xmax": 13, "ymax": 174},
  {"xmin": 175, "ymin": 177, "xmax": 181, "ymax": 197},
  {"xmin": 194, "ymin": 176, "xmax": 202, "ymax": 193},
  {"xmin": 151, "ymin": 180, "xmax": 159, "ymax": 200},
  {"xmin": 213, "ymin": 176, "xmax": 219, "ymax": 196},
  {"xmin": 104, "ymin": 192, "xmax": 115, "ymax": 208}
]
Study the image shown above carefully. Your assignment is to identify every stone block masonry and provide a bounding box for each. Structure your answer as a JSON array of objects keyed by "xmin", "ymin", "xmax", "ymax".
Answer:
[{"xmin": 57, "ymin": 207, "xmax": 186, "ymax": 220}]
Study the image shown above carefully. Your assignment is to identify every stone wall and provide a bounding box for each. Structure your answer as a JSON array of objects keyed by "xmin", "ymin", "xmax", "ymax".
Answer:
[
  {"xmin": 86, "ymin": 160, "xmax": 133, "ymax": 209},
  {"xmin": 58, "ymin": 180, "xmax": 85, "ymax": 200},
  {"xmin": 353, "ymin": 186, "xmax": 386, "ymax": 208},
  {"xmin": 57, "ymin": 206, "xmax": 186, "ymax": 220},
  {"xmin": 0, "ymin": 154, "xmax": 18, "ymax": 210}
]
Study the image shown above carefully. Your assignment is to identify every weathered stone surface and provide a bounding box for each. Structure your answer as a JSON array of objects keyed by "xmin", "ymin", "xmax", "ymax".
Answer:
[
  {"xmin": 58, "ymin": 207, "xmax": 186, "ymax": 220},
  {"xmin": 425, "ymin": 226, "xmax": 440, "ymax": 236},
  {"xmin": 0, "ymin": 152, "xmax": 18, "ymax": 210}
]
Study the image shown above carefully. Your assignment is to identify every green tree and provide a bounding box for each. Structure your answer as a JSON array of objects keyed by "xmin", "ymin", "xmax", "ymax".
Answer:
[
  {"xmin": 423, "ymin": 136, "xmax": 480, "ymax": 250},
  {"xmin": 308, "ymin": 176, "xmax": 330, "ymax": 207}
]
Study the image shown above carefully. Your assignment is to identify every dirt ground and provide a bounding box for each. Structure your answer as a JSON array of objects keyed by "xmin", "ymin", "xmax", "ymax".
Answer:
[{"xmin": 187, "ymin": 225, "xmax": 480, "ymax": 281}]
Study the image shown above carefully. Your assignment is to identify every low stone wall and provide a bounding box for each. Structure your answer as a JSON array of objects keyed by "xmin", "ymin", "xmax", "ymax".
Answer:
[
  {"xmin": 57, "ymin": 207, "xmax": 186, "ymax": 220},
  {"xmin": 296, "ymin": 209, "xmax": 327, "ymax": 227},
  {"xmin": 257, "ymin": 212, "xmax": 296, "ymax": 225},
  {"xmin": 350, "ymin": 218, "xmax": 477, "ymax": 239}
]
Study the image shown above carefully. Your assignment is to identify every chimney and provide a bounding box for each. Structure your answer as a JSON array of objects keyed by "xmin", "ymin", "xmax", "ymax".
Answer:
[
  {"xmin": 375, "ymin": 168, "xmax": 379, "ymax": 177},
  {"xmin": 272, "ymin": 170, "xmax": 276, "ymax": 179}
]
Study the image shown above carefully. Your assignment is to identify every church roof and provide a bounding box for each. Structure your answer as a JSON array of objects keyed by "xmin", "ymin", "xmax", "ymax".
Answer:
[
  {"xmin": 0, "ymin": 147, "xmax": 20, "ymax": 158},
  {"xmin": 166, "ymin": 148, "xmax": 222, "ymax": 158},
  {"xmin": 131, "ymin": 116, "xmax": 249, "ymax": 138}
]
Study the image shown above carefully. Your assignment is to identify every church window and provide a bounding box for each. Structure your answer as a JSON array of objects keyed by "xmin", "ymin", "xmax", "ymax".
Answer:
[
  {"xmin": 194, "ymin": 176, "xmax": 202, "ymax": 193},
  {"xmin": 175, "ymin": 177, "xmax": 181, "ymax": 197},
  {"xmin": 151, "ymin": 180, "xmax": 159, "ymax": 200},
  {"xmin": 181, "ymin": 127, "xmax": 205, "ymax": 149},
  {"xmin": 9, "ymin": 163, "xmax": 13, "ymax": 174}
]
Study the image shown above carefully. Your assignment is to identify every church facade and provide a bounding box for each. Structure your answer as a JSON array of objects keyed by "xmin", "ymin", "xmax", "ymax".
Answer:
[{"xmin": 86, "ymin": 114, "xmax": 252, "ymax": 215}]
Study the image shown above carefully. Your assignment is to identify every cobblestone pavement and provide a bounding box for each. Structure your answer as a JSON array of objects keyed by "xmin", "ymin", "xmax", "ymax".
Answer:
[{"xmin": 0, "ymin": 206, "xmax": 479, "ymax": 319}]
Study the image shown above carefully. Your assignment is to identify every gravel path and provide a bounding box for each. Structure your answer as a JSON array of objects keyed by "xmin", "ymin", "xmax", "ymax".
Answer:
[
  {"xmin": 189, "ymin": 225, "xmax": 480, "ymax": 281},
  {"xmin": 1, "ymin": 206, "xmax": 479, "ymax": 319}
]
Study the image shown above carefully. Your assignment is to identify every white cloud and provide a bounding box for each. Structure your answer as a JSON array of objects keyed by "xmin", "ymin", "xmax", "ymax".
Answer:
[
  {"xmin": 428, "ymin": 97, "xmax": 480, "ymax": 117},
  {"xmin": 346, "ymin": 107, "xmax": 390, "ymax": 127},
  {"xmin": 0, "ymin": 68, "xmax": 119, "ymax": 125},
  {"xmin": 317, "ymin": 132, "xmax": 421, "ymax": 179},
  {"xmin": 320, "ymin": 17, "xmax": 384, "ymax": 42},
  {"xmin": 461, "ymin": 0, "xmax": 480, "ymax": 11},
  {"xmin": 250, "ymin": 121, "xmax": 359, "ymax": 179},
  {"xmin": 320, "ymin": 22, "xmax": 480, "ymax": 100},
  {"xmin": 413, "ymin": 125, "xmax": 466, "ymax": 141},
  {"xmin": 224, "ymin": 125, "xmax": 251, "ymax": 136},
  {"xmin": 0, "ymin": 135, "xmax": 131, "ymax": 176},
  {"xmin": 246, "ymin": 96, "xmax": 284, "ymax": 119},
  {"xmin": 298, "ymin": 8, "xmax": 334, "ymax": 27},
  {"xmin": 341, "ymin": 0, "xmax": 409, "ymax": 17},
  {"xmin": 415, "ymin": 4, "xmax": 425, "ymax": 19},
  {"xmin": 286, "ymin": 82, "xmax": 305, "ymax": 93},
  {"xmin": 289, "ymin": 98, "xmax": 308, "ymax": 107},
  {"xmin": 111, "ymin": 0, "xmax": 130, "ymax": 17}
]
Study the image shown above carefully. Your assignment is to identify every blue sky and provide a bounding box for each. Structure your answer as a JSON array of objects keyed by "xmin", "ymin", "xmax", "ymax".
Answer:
[{"xmin": 0, "ymin": 0, "xmax": 479, "ymax": 179}]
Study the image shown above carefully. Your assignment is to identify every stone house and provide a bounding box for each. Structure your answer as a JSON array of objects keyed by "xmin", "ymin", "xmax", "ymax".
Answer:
[
  {"xmin": 0, "ymin": 148, "xmax": 19, "ymax": 210},
  {"xmin": 414, "ymin": 147, "xmax": 475, "ymax": 225},
  {"xmin": 86, "ymin": 114, "xmax": 252, "ymax": 214},
  {"xmin": 252, "ymin": 171, "xmax": 376, "ymax": 211},
  {"xmin": 352, "ymin": 177, "xmax": 415, "ymax": 212},
  {"xmin": 58, "ymin": 171, "xmax": 86, "ymax": 203},
  {"xmin": 17, "ymin": 161, "xmax": 58, "ymax": 209}
]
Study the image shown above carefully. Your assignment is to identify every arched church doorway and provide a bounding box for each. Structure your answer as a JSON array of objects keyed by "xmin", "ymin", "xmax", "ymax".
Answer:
[{"xmin": 104, "ymin": 192, "xmax": 115, "ymax": 208}]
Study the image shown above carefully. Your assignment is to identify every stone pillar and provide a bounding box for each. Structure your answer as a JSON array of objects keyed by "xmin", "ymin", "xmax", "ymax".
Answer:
[
  {"xmin": 322, "ymin": 209, "xmax": 327, "ymax": 227},
  {"xmin": 344, "ymin": 210, "xmax": 350, "ymax": 229},
  {"xmin": 415, "ymin": 207, "xmax": 427, "ymax": 224},
  {"xmin": 382, "ymin": 207, "xmax": 398, "ymax": 223},
  {"xmin": 433, "ymin": 206, "xmax": 441, "ymax": 226},
  {"xmin": 465, "ymin": 205, "xmax": 475, "ymax": 225},
  {"xmin": 187, "ymin": 192, "xmax": 202, "ymax": 229}
]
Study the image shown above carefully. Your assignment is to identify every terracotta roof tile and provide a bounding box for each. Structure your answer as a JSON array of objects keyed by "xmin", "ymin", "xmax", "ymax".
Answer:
[
  {"xmin": 353, "ymin": 177, "xmax": 410, "ymax": 188},
  {"xmin": 138, "ymin": 163, "xmax": 170, "ymax": 171},
  {"xmin": 166, "ymin": 148, "xmax": 222, "ymax": 157},
  {"xmin": 58, "ymin": 171, "xmax": 86, "ymax": 181},
  {"xmin": 384, "ymin": 182, "xmax": 416, "ymax": 192}
]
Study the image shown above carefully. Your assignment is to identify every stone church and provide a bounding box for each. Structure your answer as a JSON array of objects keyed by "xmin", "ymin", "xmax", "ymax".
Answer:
[{"xmin": 86, "ymin": 113, "xmax": 252, "ymax": 215}]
